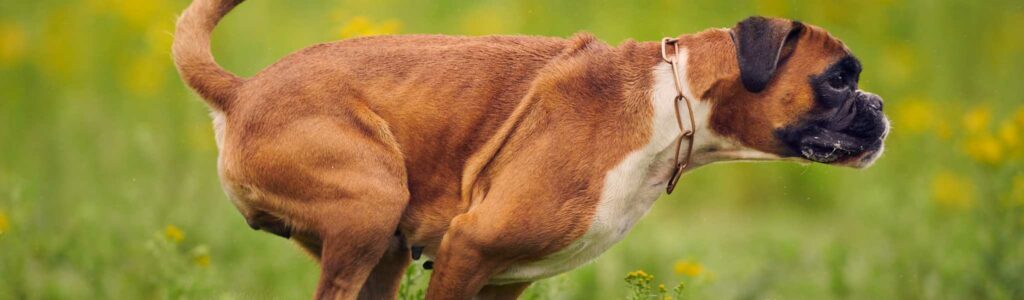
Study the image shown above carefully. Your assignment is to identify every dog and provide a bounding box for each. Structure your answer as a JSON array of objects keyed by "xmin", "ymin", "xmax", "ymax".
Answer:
[{"xmin": 173, "ymin": 0, "xmax": 890, "ymax": 299}]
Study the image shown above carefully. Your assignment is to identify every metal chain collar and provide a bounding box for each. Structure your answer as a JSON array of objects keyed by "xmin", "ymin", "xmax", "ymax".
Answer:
[{"xmin": 660, "ymin": 38, "xmax": 697, "ymax": 194}]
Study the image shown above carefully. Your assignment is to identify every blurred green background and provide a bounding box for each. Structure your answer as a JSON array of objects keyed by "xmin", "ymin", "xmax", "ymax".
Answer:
[{"xmin": 2, "ymin": 0, "xmax": 1023, "ymax": 299}]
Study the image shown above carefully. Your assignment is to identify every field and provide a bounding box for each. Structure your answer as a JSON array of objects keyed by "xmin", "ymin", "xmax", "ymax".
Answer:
[{"xmin": 1, "ymin": 0, "xmax": 1023, "ymax": 299}]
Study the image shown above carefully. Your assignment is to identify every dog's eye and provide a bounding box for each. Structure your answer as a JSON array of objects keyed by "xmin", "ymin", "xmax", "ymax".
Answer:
[{"xmin": 828, "ymin": 74, "xmax": 846, "ymax": 89}]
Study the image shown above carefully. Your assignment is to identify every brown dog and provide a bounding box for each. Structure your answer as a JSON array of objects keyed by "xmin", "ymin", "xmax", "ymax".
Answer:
[{"xmin": 173, "ymin": 0, "xmax": 889, "ymax": 299}]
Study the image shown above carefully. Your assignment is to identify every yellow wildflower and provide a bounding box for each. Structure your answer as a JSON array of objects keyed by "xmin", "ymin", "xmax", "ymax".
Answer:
[
  {"xmin": 164, "ymin": 225, "xmax": 185, "ymax": 243},
  {"xmin": 963, "ymin": 106, "xmax": 992, "ymax": 134},
  {"xmin": 963, "ymin": 134, "xmax": 1004, "ymax": 165},
  {"xmin": 998, "ymin": 120, "xmax": 1020, "ymax": 153},
  {"xmin": 338, "ymin": 16, "xmax": 401, "ymax": 39},
  {"xmin": 0, "ymin": 22, "xmax": 27, "ymax": 65},
  {"xmin": 0, "ymin": 209, "xmax": 9, "ymax": 235},
  {"xmin": 630, "ymin": 270, "xmax": 652, "ymax": 279},
  {"xmin": 626, "ymin": 269, "xmax": 654, "ymax": 282},
  {"xmin": 193, "ymin": 253, "xmax": 211, "ymax": 267},
  {"xmin": 931, "ymin": 171, "xmax": 975, "ymax": 210},
  {"xmin": 658, "ymin": 283, "xmax": 667, "ymax": 293},
  {"xmin": 191, "ymin": 245, "xmax": 211, "ymax": 267},
  {"xmin": 673, "ymin": 260, "xmax": 704, "ymax": 277}
]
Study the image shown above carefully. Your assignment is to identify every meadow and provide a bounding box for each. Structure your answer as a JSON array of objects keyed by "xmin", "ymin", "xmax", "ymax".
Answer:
[{"xmin": 1, "ymin": 0, "xmax": 1023, "ymax": 299}]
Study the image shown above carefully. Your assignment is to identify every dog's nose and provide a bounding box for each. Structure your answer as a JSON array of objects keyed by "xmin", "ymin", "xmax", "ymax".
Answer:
[
  {"xmin": 859, "ymin": 92, "xmax": 883, "ymax": 112},
  {"xmin": 866, "ymin": 97, "xmax": 883, "ymax": 111}
]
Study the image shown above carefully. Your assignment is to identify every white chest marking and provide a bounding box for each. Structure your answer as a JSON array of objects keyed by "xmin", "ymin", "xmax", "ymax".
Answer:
[{"xmin": 490, "ymin": 50, "xmax": 712, "ymax": 284}]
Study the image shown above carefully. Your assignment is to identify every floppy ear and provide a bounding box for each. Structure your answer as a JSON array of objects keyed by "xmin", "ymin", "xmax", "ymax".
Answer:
[{"xmin": 730, "ymin": 16, "xmax": 804, "ymax": 93}]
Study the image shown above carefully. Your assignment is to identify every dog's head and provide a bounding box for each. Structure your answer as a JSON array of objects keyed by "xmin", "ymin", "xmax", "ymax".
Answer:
[{"xmin": 697, "ymin": 16, "xmax": 889, "ymax": 168}]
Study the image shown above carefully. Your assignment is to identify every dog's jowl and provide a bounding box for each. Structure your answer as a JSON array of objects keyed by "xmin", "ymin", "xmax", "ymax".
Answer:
[{"xmin": 173, "ymin": 0, "xmax": 888, "ymax": 299}]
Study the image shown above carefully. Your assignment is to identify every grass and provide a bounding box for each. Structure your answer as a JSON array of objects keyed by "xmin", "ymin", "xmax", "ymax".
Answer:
[{"xmin": 1, "ymin": 0, "xmax": 1023, "ymax": 299}]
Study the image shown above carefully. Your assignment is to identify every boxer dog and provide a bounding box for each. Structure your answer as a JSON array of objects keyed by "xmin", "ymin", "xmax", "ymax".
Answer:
[{"xmin": 173, "ymin": 0, "xmax": 889, "ymax": 299}]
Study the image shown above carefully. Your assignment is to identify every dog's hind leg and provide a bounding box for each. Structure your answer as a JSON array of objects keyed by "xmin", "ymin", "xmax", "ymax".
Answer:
[
  {"xmin": 222, "ymin": 103, "xmax": 410, "ymax": 300},
  {"xmin": 357, "ymin": 233, "xmax": 412, "ymax": 300},
  {"xmin": 286, "ymin": 132, "xmax": 408, "ymax": 300},
  {"xmin": 298, "ymin": 116, "xmax": 409, "ymax": 300},
  {"xmin": 312, "ymin": 184, "xmax": 408, "ymax": 300}
]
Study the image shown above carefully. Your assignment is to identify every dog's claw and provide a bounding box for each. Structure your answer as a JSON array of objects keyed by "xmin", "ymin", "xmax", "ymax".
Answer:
[
  {"xmin": 411, "ymin": 246, "xmax": 423, "ymax": 260},
  {"xmin": 423, "ymin": 260, "xmax": 433, "ymax": 270}
]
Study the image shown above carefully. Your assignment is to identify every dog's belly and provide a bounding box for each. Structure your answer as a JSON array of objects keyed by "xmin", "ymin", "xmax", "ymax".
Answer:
[
  {"xmin": 489, "ymin": 144, "xmax": 675, "ymax": 284},
  {"xmin": 489, "ymin": 61, "xmax": 689, "ymax": 284}
]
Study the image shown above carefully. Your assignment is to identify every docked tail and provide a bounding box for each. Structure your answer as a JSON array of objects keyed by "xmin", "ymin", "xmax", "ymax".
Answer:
[{"xmin": 172, "ymin": 0, "xmax": 245, "ymax": 111}]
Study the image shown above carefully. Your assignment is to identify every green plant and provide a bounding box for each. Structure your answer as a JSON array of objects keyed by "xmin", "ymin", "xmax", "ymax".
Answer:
[{"xmin": 625, "ymin": 270, "xmax": 685, "ymax": 300}]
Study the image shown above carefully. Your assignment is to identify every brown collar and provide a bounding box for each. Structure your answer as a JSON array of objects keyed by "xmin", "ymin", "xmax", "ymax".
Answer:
[{"xmin": 660, "ymin": 38, "xmax": 697, "ymax": 194}]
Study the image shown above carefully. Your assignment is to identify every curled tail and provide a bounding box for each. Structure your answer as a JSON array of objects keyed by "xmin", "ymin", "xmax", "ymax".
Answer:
[{"xmin": 173, "ymin": 0, "xmax": 245, "ymax": 111}]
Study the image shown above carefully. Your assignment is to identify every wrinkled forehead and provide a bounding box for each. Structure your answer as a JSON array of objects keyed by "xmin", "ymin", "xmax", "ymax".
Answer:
[{"xmin": 798, "ymin": 24, "xmax": 853, "ymax": 66}]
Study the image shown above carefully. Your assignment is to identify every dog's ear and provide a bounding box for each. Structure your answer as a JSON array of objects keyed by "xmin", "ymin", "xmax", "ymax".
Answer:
[{"xmin": 730, "ymin": 16, "xmax": 804, "ymax": 93}]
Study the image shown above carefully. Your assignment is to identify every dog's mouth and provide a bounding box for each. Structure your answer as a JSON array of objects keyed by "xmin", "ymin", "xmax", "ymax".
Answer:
[
  {"xmin": 778, "ymin": 97, "xmax": 890, "ymax": 168},
  {"xmin": 798, "ymin": 132, "xmax": 886, "ymax": 168}
]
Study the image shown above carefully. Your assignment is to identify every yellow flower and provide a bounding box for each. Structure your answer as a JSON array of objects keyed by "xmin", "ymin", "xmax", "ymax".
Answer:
[
  {"xmin": 626, "ymin": 269, "xmax": 654, "ymax": 281},
  {"xmin": 193, "ymin": 253, "xmax": 211, "ymax": 267},
  {"xmin": 0, "ymin": 209, "xmax": 9, "ymax": 235},
  {"xmin": 963, "ymin": 106, "xmax": 992, "ymax": 134},
  {"xmin": 191, "ymin": 245, "xmax": 211, "ymax": 267},
  {"xmin": 635, "ymin": 270, "xmax": 651, "ymax": 278},
  {"xmin": 963, "ymin": 134, "xmax": 1004, "ymax": 165},
  {"xmin": 658, "ymin": 283, "xmax": 667, "ymax": 293},
  {"xmin": 931, "ymin": 171, "xmax": 975, "ymax": 210},
  {"xmin": 0, "ymin": 22, "xmax": 27, "ymax": 65},
  {"xmin": 998, "ymin": 120, "xmax": 1020, "ymax": 153},
  {"xmin": 164, "ymin": 225, "xmax": 185, "ymax": 243},
  {"xmin": 673, "ymin": 260, "xmax": 704, "ymax": 277},
  {"xmin": 338, "ymin": 16, "xmax": 402, "ymax": 39}
]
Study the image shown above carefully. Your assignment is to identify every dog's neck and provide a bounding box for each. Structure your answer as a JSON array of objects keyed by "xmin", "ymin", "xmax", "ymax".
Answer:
[{"xmin": 647, "ymin": 33, "xmax": 782, "ymax": 174}]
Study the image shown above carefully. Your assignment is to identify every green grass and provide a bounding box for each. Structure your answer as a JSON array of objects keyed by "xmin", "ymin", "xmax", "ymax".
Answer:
[{"xmin": 1, "ymin": 0, "xmax": 1023, "ymax": 299}]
